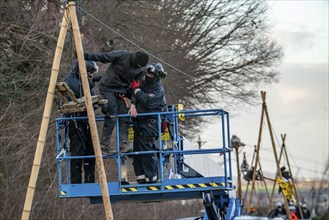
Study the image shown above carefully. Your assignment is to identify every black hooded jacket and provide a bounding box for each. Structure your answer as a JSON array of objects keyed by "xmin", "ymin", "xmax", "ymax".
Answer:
[
  {"xmin": 84, "ymin": 50, "xmax": 145, "ymax": 93},
  {"xmin": 64, "ymin": 61, "xmax": 96, "ymax": 99},
  {"xmin": 133, "ymin": 77, "xmax": 166, "ymax": 119}
]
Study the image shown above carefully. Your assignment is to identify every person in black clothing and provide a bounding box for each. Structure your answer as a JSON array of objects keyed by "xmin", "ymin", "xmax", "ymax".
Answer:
[
  {"xmin": 296, "ymin": 203, "xmax": 311, "ymax": 219},
  {"xmin": 278, "ymin": 166, "xmax": 291, "ymax": 194},
  {"xmin": 64, "ymin": 60, "xmax": 98, "ymax": 183},
  {"xmin": 268, "ymin": 202, "xmax": 287, "ymax": 218},
  {"xmin": 281, "ymin": 166, "xmax": 291, "ymax": 180},
  {"xmin": 129, "ymin": 63, "xmax": 167, "ymax": 184},
  {"xmin": 84, "ymin": 50, "xmax": 149, "ymax": 154},
  {"xmin": 301, "ymin": 203, "xmax": 311, "ymax": 218}
]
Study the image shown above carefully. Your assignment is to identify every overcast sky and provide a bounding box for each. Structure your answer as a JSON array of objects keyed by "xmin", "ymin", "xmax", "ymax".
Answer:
[{"xmin": 202, "ymin": 0, "xmax": 328, "ymax": 180}]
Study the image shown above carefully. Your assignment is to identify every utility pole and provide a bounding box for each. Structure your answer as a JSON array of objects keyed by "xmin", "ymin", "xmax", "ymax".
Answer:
[
  {"xmin": 196, "ymin": 134, "xmax": 207, "ymax": 149},
  {"xmin": 231, "ymin": 135, "xmax": 245, "ymax": 199},
  {"xmin": 21, "ymin": 2, "xmax": 113, "ymax": 220}
]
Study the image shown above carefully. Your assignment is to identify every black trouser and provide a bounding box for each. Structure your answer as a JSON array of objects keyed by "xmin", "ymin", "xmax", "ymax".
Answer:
[
  {"xmin": 69, "ymin": 120, "xmax": 95, "ymax": 183},
  {"xmin": 133, "ymin": 121, "xmax": 158, "ymax": 183},
  {"xmin": 99, "ymin": 88, "xmax": 129, "ymax": 146}
]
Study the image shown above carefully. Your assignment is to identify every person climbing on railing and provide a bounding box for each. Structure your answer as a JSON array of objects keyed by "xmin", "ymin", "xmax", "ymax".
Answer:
[
  {"xmin": 84, "ymin": 50, "xmax": 149, "ymax": 155},
  {"xmin": 129, "ymin": 63, "xmax": 167, "ymax": 184},
  {"xmin": 64, "ymin": 60, "xmax": 99, "ymax": 183}
]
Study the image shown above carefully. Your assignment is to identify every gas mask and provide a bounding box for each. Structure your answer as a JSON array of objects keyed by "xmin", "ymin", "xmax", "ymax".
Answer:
[{"xmin": 145, "ymin": 72, "xmax": 157, "ymax": 84}]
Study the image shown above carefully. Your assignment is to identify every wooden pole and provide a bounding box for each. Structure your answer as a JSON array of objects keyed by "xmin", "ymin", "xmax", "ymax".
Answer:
[
  {"xmin": 269, "ymin": 140, "xmax": 285, "ymax": 207},
  {"xmin": 68, "ymin": 2, "xmax": 113, "ymax": 219},
  {"xmin": 242, "ymin": 146, "xmax": 256, "ymax": 210},
  {"xmin": 233, "ymin": 145, "xmax": 242, "ymax": 199},
  {"xmin": 21, "ymin": 7, "xmax": 69, "ymax": 220},
  {"xmin": 282, "ymin": 134, "xmax": 304, "ymax": 219},
  {"xmin": 257, "ymin": 161, "xmax": 271, "ymax": 204},
  {"xmin": 246, "ymin": 93, "xmax": 265, "ymax": 214},
  {"xmin": 262, "ymin": 92, "xmax": 291, "ymax": 219}
]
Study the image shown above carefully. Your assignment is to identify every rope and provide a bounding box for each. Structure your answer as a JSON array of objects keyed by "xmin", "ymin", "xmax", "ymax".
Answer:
[{"xmin": 80, "ymin": 7, "xmax": 197, "ymax": 80}]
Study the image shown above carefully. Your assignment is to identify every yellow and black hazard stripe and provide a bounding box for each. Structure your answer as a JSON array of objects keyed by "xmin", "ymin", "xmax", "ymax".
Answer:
[
  {"xmin": 121, "ymin": 186, "xmax": 160, "ymax": 192},
  {"xmin": 121, "ymin": 187, "xmax": 138, "ymax": 193},
  {"xmin": 164, "ymin": 182, "xmax": 223, "ymax": 190},
  {"xmin": 121, "ymin": 182, "xmax": 224, "ymax": 193},
  {"xmin": 147, "ymin": 186, "xmax": 160, "ymax": 191}
]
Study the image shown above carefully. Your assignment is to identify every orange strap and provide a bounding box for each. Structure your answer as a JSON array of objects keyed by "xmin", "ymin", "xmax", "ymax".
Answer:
[{"xmin": 119, "ymin": 94, "xmax": 129, "ymax": 108}]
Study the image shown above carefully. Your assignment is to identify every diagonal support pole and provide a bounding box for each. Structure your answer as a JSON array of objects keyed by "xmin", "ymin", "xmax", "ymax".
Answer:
[
  {"xmin": 262, "ymin": 92, "xmax": 291, "ymax": 219},
  {"xmin": 21, "ymin": 2, "xmax": 113, "ymax": 219},
  {"xmin": 269, "ymin": 135, "xmax": 285, "ymax": 207},
  {"xmin": 281, "ymin": 134, "xmax": 304, "ymax": 219},
  {"xmin": 68, "ymin": 2, "xmax": 113, "ymax": 219},
  {"xmin": 21, "ymin": 8, "xmax": 69, "ymax": 220},
  {"xmin": 246, "ymin": 92, "xmax": 265, "ymax": 214}
]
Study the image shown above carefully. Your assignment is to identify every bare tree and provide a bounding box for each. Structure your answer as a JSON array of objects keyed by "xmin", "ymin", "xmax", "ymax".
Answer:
[
  {"xmin": 81, "ymin": 0, "xmax": 282, "ymax": 108},
  {"xmin": 78, "ymin": 0, "xmax": 282, "ymax": 138},
  {"xmin": 1, "ymin": 0, "xmax": 283, "ymax": 219}
]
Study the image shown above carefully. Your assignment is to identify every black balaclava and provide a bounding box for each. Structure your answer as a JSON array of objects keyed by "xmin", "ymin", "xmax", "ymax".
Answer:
[
  {"xmin": 145, "ymin": 74, "xmax": 157, "ymax": 84},
  {"xmin": 143, "ymin": 72, "xmax": 160, "ymax": 88}
]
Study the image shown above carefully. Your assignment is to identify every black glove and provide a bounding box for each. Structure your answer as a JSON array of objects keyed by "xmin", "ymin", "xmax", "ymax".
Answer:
[{"xmin": 92, "ymin": 75, "xmax": 102, "ymax": 83}]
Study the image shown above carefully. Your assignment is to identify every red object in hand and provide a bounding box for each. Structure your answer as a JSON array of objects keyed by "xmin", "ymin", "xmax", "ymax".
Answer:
[
  {"xmin": 131, "ymin": 80, "xmax": 140, "ymax": 90},
  {"xmin": 161, "ymin": 122, "xmax": 167, "ymax": 133}
]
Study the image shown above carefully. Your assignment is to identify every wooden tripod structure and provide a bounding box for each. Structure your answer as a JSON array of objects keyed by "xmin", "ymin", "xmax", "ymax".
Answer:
[
  {"xmin": 21, "ymin": 2, "xmax": 113, "ymax": 220},
  {"xmin": 246, "ymin": 91, "xmax": 291, "ymax": 218}
]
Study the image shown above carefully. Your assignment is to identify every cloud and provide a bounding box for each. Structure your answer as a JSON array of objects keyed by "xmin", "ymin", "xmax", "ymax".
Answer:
[
  {"xmin": 269, "ymin": 1, "xmax": 328, "ymax": 63},
  {"xmin": 272, "ymin": 28, "xmax": 328, "ymax": 63},
  {"xmin": 274, "ymin": 29, "xmax": 314, "ymax": 50},
  {"xmin": 271, "ymin": 63, "xmax": 327, "ymax": 114}
]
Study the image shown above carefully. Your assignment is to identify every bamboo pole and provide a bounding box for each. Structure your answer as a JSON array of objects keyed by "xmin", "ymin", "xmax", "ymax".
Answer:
[
  {"xmin": 269, "ymin": 138, "xmax": 284, "ymax": 206},
  {"xmin": 282, "ymin": 134, "xmax": 304, "ymax": 219},
  {"xmin": 257, "ymin": 161, "xmax": 271, "ymax": 204},
  {"xmin": 246, "ymin": 94, "xmax": 265, "ymax": 214},
  {"xmin": 68, "ymin": 2, "xmax": 113, "ymax": 219},
  {"xmin": 262, "ymin": 92, "xmax": 291, "ymax": 219},
  {"xmin": 21, "ymin": 8, "xmax": 69, "ymax": 220},
  {"xmin": 242, "ymin": 146, "xmax": 256, "ymax": 210}
]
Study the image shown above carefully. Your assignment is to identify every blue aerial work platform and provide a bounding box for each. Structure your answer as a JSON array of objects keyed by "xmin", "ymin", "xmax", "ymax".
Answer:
[{"xmin": 55, "ymin": 106, "xmax": 241, "ymax": 220}]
